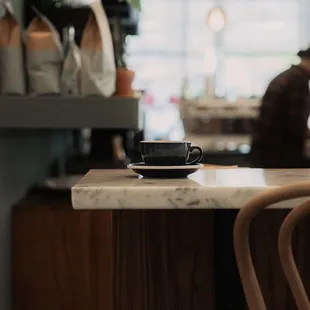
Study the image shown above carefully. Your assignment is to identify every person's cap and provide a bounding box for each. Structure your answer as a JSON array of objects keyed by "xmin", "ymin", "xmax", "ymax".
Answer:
[{"xmin": 297, "ymin": 47, "xmax": 310, "ymax": 58}]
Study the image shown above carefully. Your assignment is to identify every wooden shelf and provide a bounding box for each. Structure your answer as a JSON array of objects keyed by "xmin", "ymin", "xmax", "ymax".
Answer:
[{"xmin": 0, "ymin": 96, "xmax": 142, "ymax": 130}]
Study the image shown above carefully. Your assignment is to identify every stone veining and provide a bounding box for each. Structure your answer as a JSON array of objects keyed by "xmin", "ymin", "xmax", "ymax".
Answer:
[{"xmin": 72, "ymin": 168, "xmax": 310, "ymax": 209}]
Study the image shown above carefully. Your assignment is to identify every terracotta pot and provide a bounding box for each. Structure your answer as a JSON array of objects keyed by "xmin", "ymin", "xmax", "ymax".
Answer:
[{"xmin": 115, "ymin": 68, "xmax": 135, "ymax": 97}]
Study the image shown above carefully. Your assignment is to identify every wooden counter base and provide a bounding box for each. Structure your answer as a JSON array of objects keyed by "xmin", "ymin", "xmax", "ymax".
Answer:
[{"xmin": 12, "ymin": 193, "xmax": 310, "ymax": 310}]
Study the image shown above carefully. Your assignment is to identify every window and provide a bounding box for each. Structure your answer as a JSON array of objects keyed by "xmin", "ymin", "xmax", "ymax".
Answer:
[
  {"xmin": 127, "ymin": 0, "xmax": 309, "ymax": 102},
  {"xmin": 222, "ymin": 0, "xmax": 300, "ymax": 53}
]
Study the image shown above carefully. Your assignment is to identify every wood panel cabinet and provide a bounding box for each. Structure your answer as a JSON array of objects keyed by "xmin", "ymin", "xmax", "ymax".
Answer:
[
  {"xmin": 12, "ymin": 192, "xmax": 310, "ymax": 310},
  {"xmin": 12, "ymin": 191, "xmax": 113, "ymax": 310}
]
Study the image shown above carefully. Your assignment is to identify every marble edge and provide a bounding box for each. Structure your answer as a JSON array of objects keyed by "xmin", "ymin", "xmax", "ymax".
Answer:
[{"xmin": 71, "ymin": 185, "xmax": 308, "ymax": 210}]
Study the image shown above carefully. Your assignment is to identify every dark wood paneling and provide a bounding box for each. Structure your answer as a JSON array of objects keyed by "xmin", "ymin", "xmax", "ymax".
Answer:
[
  {"xmin": 12, "ymin": 196, "xmax": 310, "ymax": 310},
  {"xmin": 12, "ymin": 192, "xmax": 113, "ymax": 310},
  {"xmin": 214, "ymin": 210, "xmax": 246, "ymax": 310},
  {"xmin": 113, "ymin": 210, "xmax": 215, "ymax": 310}
]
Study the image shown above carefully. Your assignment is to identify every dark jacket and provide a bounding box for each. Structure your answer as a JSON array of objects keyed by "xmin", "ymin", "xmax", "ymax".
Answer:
[{"xmin": 250, "ymin": 65, "xmax": 310, "ymax": 168}]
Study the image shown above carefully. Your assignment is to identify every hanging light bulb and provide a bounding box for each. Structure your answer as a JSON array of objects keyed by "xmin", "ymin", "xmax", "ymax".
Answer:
[{"xmin": 207, "ymin": 6, "xmax": 226, "ymax": 33}]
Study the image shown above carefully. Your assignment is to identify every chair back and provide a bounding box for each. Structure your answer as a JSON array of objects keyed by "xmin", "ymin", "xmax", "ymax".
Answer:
[
  {"xmin": 234, "ymin": 181, "xmax": 310, "ymax": 310},
  {"xmin": 278, "ymin": 200, "xmax": 310, "ymax": 310}
]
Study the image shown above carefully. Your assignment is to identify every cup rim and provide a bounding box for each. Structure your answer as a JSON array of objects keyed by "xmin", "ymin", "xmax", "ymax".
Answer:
[{"xmin": 140, "ymin": 140, "xmax": 191, "ymax": 144}]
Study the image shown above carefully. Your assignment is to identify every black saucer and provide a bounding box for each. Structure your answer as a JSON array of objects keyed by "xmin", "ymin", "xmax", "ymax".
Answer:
[{"xmin": 127, "ymin": 163, "xmax": 203, "ymax": 178}]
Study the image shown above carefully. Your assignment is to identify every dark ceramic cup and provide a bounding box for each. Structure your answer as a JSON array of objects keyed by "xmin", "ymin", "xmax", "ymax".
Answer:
[{"xmin": 140, "ymin": 141, "xmax": 203, "ymax": 166}]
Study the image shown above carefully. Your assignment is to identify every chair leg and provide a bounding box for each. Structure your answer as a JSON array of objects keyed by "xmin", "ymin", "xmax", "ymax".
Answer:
[
  {"xmin": 234, "ymin": 203, "xmax": 267, "ymax": 310},
  {"xmin": 278, "ymin": 200, "xmax": 310, "ymax": 310}
]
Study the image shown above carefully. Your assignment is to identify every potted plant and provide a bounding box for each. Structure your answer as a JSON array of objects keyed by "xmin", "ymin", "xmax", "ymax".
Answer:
[{"xmin": 112, "ymin": 17, "xmax": 135, "ymax": 97}]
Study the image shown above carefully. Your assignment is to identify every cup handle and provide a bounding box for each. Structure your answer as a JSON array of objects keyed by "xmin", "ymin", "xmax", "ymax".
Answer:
[{"xmin": 187, "ymin": 145, "xmax": 203, "ymax": 165}]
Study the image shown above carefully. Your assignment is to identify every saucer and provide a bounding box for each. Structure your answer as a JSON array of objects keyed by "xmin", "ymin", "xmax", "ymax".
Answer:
[{"xmin": 127, "ymin": 163, "xmax": 203, "ymax": 178}]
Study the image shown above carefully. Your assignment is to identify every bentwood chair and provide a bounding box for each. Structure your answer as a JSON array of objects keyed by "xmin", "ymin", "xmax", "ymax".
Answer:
[
  {"xmin": 278, "ymin": 200, "xmax": 310, "ymax": 310},
  {"xmin": 233, "ymin": 181, "xmax": 310, "ymax": 310}
]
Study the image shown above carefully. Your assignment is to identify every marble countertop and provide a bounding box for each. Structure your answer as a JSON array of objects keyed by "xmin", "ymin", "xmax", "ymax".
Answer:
[{"xmin": 71, "ymin": 168, "xmax": 310, "ymax": 209}]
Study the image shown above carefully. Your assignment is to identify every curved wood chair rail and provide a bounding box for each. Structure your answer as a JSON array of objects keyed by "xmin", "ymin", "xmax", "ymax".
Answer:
[
  {"xmin": 279, "ymin": 200, "xmax": 310, "ymax": 310},
  {"xmin": 234, "ymin": 181, "xmax": 310, "ymax": 310}
]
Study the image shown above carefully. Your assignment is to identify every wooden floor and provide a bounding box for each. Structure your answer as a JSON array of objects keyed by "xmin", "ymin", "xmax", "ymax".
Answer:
[{"xmin": 12, "ymin": 191, "xmax": 310, "ymax": 310}]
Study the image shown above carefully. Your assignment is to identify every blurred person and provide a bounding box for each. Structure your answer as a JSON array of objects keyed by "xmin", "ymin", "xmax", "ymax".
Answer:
[{"xmin": 250, "ymin": 47, "xmax": 310, "ymax": 168}]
